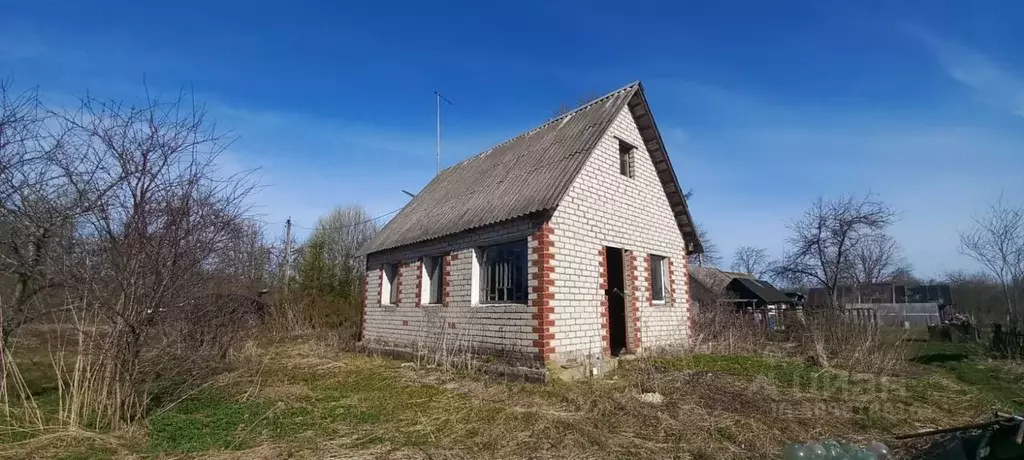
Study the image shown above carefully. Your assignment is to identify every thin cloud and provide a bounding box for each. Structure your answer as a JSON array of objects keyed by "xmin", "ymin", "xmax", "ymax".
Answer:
[
  {"xmin": 661, "ymin": 80, "xmax": 1024, "ymax": 277},
  {"xmin": 207, "ymin": 102, "xmax": 516, "ymax": 239},
  {"xmin": 909, "ymin": 26, "xmax": 1024, "ymax": 118}
]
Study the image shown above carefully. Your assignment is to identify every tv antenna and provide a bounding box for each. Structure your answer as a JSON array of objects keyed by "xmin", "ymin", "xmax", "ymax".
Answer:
[{"xmin": 434, "ymin": 91, "xmax": 452, "ymax": 175}]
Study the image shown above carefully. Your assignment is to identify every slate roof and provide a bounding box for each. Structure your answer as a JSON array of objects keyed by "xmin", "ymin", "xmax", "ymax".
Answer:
[
  {"xmin": 730, "ymin": 277, "xmax": 793, "ymax": 304},
  {"xmin": 363, "ymin": 82, "xmax": 700, "ymax": 255},
  {"xmin": 689, "ymin": 267, "xmax": 792, "ymax": 305}
]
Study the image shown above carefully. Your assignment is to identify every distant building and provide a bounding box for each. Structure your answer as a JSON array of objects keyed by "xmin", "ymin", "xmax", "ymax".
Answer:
[
  {"xmin": 805, "ymin": 282, "xmax": 951, "ymax": 327},
  {"xmin": 689, "ymin": 267, "xmax": 795, "ymax": 312},
  {"xmin": 806, "ymin": 283, "xmax": 952, "ymax": 309}
]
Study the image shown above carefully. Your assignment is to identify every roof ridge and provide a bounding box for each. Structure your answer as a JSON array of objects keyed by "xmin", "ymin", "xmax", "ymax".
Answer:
[{"xmin": 438, "ymin": 81, "xmax": 640, "ymax": 174}]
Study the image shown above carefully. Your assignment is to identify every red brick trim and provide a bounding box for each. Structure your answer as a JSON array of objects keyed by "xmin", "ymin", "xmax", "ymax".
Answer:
[
  {"xmin": 644, "ymin": 254, "xmax": 653, "ymax": 306},
  {"xmin": 667, "ymin": 258, "xmax": 676, "ymax": 305},
  {"xmin": 442, "ymin": 253, "xmax": 452, "ymax": 306},
  {"xmin": 625, "ymin": 250, "xmax": 642, "ymax": 351},
  {"xmin": 598, "ymin": 247, "xmax": 611, "ymax": 357},
  {"xmin": 415, "ymin": 260, "xmax": 423, "ymax": 307},
  {"xmin": 530, "ymin": 223, "xmax": 556, "ymax": 362}
]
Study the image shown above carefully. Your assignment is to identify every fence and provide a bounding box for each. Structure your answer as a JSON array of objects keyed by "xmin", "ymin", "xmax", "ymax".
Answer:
[{"xmin": 847, "ymin": 303, "xmax": 941, "ymax": 328}]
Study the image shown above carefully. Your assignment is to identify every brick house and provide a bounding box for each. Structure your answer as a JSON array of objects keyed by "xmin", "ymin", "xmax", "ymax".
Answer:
[{"xmin": 360, "ymin": 82, "xmax": 703, "ymax": 376}]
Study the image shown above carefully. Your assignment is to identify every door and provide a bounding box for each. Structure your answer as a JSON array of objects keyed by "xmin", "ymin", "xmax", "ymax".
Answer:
[{"xmin": 605, "ymin": 247, "xmax": 627, "ymax": 356}]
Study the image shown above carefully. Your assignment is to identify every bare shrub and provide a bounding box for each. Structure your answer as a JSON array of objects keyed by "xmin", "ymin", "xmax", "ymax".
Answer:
[
  {"xmin": 0, "ymin": 80, "xmax": 272, "ymax": 434},
  {"xmin": 796, "ymin": 310, "xmax": 909, "ymax": 376},
  {"xmin": 692, "ymin": 306, "xmax": 908, "ymax": 376},
  {"xmin": 263, "ymin": 293, "xmax": 361, "ymax": 345},
  {"xmin": 691, "ymin": 307, "xmax": 773, "ymax": 355}
]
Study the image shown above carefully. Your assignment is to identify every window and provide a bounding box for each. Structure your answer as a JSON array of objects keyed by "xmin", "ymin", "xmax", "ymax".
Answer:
[
  {"xmin": 618, "ymin": 139, "xmax": 635, "ymax": 178},
  {"xmin": 381, "ymin": 263, "xmax": 398, "ymax": 305},
  {"xmin": 650, "ymin": 255, "xmax": 667, "ymax": 302},
  {"xmin": 480, "ymin": 240, "xmax": 528, "ymax": 303},
  {"xmin": 422, "ymin": 256, "xmax": 444, "ymax": 304}
]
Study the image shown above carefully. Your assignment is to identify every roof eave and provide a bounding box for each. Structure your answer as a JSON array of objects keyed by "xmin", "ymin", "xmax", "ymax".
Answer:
[{"xmin": 628, "ymin": 82, "xmax": 704, "ymax": 254}]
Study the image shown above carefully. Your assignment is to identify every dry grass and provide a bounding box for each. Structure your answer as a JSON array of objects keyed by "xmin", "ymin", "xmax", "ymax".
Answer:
[{"xmin": 1, "ymin": 330, "xmax": 1015, "ymax": 460}]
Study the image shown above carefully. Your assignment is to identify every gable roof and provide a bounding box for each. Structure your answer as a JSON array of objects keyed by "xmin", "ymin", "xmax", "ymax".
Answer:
[
  {"xmin": 729, "ymin": 277, "xmax": 793, "ymax": 304},
  {"xmin": 363, "ymin": 82, "xmax": 701, "ymax": 255},
  {"xmin": 689, "ymin": 266, "xmax": 792, "ymax": 305}
]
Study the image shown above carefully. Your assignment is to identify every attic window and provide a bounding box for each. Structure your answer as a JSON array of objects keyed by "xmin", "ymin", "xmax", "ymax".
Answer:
[{"xmin": 618, "ymin": 139, "xmax": 636, "ymax": 178}]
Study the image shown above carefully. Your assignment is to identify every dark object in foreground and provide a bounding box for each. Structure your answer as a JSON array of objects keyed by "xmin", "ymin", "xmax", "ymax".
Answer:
[{"xmin": 897, "ymin": 412, "xmax": 1024, "ymax": 459}]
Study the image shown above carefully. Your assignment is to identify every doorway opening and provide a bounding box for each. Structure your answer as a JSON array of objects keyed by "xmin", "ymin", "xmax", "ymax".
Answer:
[{"xmin": 605, "ymin": 247, "xmax": 627, "ymax": 356}]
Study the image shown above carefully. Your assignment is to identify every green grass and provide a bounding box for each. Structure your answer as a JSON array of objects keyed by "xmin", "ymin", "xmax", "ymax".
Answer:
[
  {"xmin": 908, "ymin": 337, "xmax": 1024, "ymax": 413},
  {"xmin": 148, "ymin": 391, "xmax": 274, "ymax": 452}
]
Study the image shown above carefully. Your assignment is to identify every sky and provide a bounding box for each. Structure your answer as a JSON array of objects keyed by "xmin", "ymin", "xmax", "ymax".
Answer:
[{"xmin": 1, "ymin": 0, "xmax": 1022, "ymax": 278}]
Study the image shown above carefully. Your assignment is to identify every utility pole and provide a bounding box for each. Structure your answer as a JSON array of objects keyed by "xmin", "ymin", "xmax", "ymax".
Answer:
[
  {"xmin": 282, "ymin": 217, "xmax": 292, "ymax": 292},
  {"xmin": 434, "ymin": 91, "xmax": 452, "ymax": 175}
]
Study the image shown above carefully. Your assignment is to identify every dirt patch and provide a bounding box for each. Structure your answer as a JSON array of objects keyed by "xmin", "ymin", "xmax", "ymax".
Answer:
[{"xmin": 260, "ymin": 384, "xmax": 315, "ymax": 400}]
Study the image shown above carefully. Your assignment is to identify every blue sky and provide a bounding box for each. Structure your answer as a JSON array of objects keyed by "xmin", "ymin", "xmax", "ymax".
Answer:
[{"xmin": 2, "ymin": 0, "xmax": 1022, "ymax": 277}]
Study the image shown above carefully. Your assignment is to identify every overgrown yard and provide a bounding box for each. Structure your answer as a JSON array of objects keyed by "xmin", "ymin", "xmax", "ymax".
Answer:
[{"xmin": 2, "ymin": 332, "xmax": 1022, "ymax": 460}]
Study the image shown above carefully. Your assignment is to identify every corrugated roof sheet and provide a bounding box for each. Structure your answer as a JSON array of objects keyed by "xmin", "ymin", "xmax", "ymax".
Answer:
[
  {"xmin": 363, "ymin": 81, "xmax": 701, "ymax": 255},
  {"xmin": 731, "ymin": 277, "xmax": 793, "ymax": 304}
]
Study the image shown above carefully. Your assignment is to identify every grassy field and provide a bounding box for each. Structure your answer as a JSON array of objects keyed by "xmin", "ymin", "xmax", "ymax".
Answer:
[{"xmin": 1, "ymin": 333, "xmax": 1022, "ymax": 459}]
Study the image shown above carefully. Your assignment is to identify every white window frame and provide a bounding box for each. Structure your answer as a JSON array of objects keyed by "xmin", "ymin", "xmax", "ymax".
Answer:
[
  {"xmin": 381, "ymin": 263, "xmax": 398, "ymax": 305},
  {"xmin": 470, "ymin": 249, "xmax": 481, "ymax": 305},
  {"xmin": 477, "ymin": 240, "xmax": 529, "ymax": 305},
  {"xmin": 420, "ymin": 255, "xmax": 444, "ymax": 305},
  {"xmin": 650, "ymin": 255, "xmax": 668, "ymax": 304}
]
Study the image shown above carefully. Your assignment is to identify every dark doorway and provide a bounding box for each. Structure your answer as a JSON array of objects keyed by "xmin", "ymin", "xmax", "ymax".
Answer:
[{"xmin": 605, "ymin": 247, "xmax": 627, "ymax": 356}]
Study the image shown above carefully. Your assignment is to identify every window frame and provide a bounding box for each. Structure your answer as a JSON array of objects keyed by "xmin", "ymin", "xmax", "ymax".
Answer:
[
  {"xmin": 650, "ymin": 255, "xmax": 668, "ymax": 304},
  {"xmin": 421, "ymin": 255, "xmax": 444, "ymax": 305},
  {"xmin": 381, "ymin": 263, "xmax": 399, "ymax": 306},
  {"xmin": 478, "ymin": 239, "xmax": 529, "ymax": 305},
  {"xmin": 618, "ymin": 138, "xmax": 636, "ymax": 179}
]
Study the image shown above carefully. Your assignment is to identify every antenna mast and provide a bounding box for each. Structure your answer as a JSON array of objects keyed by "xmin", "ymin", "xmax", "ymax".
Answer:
[{"xmin": 434, "ymin": 91, "xmax": 452, "ymax": 175}]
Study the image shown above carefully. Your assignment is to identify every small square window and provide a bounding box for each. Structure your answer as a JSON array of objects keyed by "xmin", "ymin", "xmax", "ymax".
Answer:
[
  {"xmin": 618, "ymin": 139, "xmax": 635, "ymax": 178},
  {"xmin": 422, "ymin": 256, "xmax": 444, "ymax": 304},
  {"xmin": 650, "ymin": 255, "xmax": 667, "ymax": 302},
  {"xmin": 381, "ymin": 263, "xmax": 399, "ymax": 305}
]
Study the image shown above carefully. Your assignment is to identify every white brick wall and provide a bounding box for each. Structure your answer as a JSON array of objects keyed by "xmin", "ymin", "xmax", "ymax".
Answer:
[
  {"xmin": 547, "ymin": 105, "xmax": 691, "ymax": 362},
  {"xmin": 362, "ymin": 217, "xmax": 546, "ymax": 363},
  {"xmin": 362, "ymin": 104, "xmax": 693, "ymax": 368}
]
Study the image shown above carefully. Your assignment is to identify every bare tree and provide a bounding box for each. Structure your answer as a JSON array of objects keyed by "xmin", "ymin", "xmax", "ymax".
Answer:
[
  {"xmin": 773, "ymin": 194, "xmax": 896, "ymax": 308},
  {"xmin": 0, "ymin": 79, "xmax": 118, "ymax": 344},
  {"xmin": 730, "ymin": 245, "xmax": 770, "ymax": 278},
  {"xmin": 959, "ymin": 195, "xmax": 1024, "ymax": 327},
  {"xmin": 296, "ymin": 205, "xmax": 378, "ymax": 301},
  {"xmin": 689, "ymin": 222, "xmax": 721, "ymax": 267},
  {"xmin": 771, "ymin": 194, "xmax": 896, "ymax": 368},
  {"xmin": 848, "ymin": 232, "xmax": 911, "ymax": 286},
  {"xmin": 56, "ymin": 87, "xmax": 258, "ymax": 426}
]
